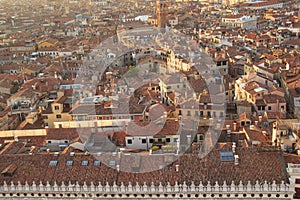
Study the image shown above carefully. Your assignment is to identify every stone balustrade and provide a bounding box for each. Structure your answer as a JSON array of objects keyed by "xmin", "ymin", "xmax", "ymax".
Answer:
[{"xmin": 0, "ymin": 180, "xmax": 295, "ymax": 199}]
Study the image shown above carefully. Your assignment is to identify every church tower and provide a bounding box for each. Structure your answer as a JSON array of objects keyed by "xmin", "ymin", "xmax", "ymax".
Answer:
[{"xmin": 156, "ymin": 0, "xmax": 168, "ymax": 28}]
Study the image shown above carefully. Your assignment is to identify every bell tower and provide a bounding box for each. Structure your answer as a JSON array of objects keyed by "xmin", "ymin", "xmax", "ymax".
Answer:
[{"xmin": 156, "ymin": 0, "xmax": 168, "ymax": 28}]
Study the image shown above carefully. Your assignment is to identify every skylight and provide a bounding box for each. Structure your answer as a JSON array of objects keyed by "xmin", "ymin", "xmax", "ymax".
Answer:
[
  {"xmin": 220, "ymin": 151, "xmax": 234, "ymax": 162},
  {"xmin": 94, "ymin": 160, "xmax": 101, "ymax": 166},
  {"xmin": 66, "ymin": 160, "xmax": 73, "ymax": 166},
  {"xmin": 81, "ymin": 160, "xmax": 89, "ymax": 166},
  {"xmin": 109, "ymin": 160, "xmax": 116, "ymax": 167},
  {"xmin": 49, "ymin": 160, "xmax": 58, "ymax": 166}
]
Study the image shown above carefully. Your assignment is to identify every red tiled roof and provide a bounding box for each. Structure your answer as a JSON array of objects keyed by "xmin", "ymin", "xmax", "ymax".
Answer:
[
  {"xmin": 0, "ymin": 146, "xmax": 287, "ymax": 186},
  {"xmin": 46, "ymin": 128, "xmax": 80, "ymax": 141}
]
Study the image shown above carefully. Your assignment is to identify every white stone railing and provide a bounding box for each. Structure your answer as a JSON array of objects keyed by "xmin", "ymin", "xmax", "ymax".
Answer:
[{"xmin": 0, "ymin": 182, "xmax": 294, "ymax": 199}]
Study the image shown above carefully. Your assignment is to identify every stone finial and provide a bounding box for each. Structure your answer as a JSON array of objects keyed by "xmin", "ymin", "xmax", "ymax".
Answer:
[
  {"xmin": 215, "ymin": 181, "xmax": 220, "ymax": 191},
  {"xmin": 247, "ymin": 181, "xmax": 252, "ymax": 191},
  {"xmin": 255, "ymin": 180, "xmax": 260, "ymax": 191},
  {"xmin": 191, "ymin": 181, "xmax": 195, "ymax": 191},
  {"xmin": 271, "ymin": 180, "xmax": 276, "ymax": 191},
  {"xmin": 142, "ymin": 182, "xmax": 147, "ymax": 191},
  {"xmin": 238, "ymin": 180, "xmax": 243, "ymax": 191},
  {"xmin": 174, "ymin": 181, "xmax": 179, "ymax": 192},
  {"xmin": 120, "ymin": 182, "xmax": 125, "ymax": 192},
  {"xmin": 263, "ymin": 181, "xmax": 268, "ymax": 191}
]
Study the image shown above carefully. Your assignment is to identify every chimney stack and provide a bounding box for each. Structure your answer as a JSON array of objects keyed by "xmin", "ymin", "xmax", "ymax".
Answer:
[
  {"xmin": 232, "ymin": 142, "xmax": 236, "ymax": 153},
  {"xmin": 226, "ymin": 124, "xmax": 230, "ymax": 130},
  {"xmin": 175, "ymin": 164, "xmax": 179, "ymax": 172},
  {"xmin": 187, "ymin": 135, "xmax": 191, "ymax": 145},
  {"xmin": 233, "ymin": 122, "xmax": 237, "ymax": 131},
  {"xmin": 234, "ymin": 155, "xmax": 239, "ymax": 166},
  {"xmin": 259, "ymin": 116, "xmax": 262, "ymax": 122}
]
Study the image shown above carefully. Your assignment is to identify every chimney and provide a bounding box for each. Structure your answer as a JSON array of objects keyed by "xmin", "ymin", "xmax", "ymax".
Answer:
[
  {"xmin": 232, "ymin": 142, "xmax": 236, "ymax": 153},
  {"xmin": 255, "ymin": 121, "xmax": 258, "ymax": 126},
  {"xmin": 187, "ymin": 135, "xmax": 191, "ymax": 145},
  {"xmin": 233, "ymin": 122, "xmax": 237, "ymax": 131},
  {"xmin": 226, "ymin": 124, "xmax": 230, "ymax": 130},
  {"xmin": 175, "ymin": 164, "xmax": 179, "ymax": 172},
  {"xmin": 258, "ymin": 116, "xmax": 262, "ymax": 122},
  {"xmin": 234, "ymin": 155, "xmax": 239, "ymax": 166},
  {"xmin": 58, "ymin": 124, "xmax": 62, "ymax": 129}
]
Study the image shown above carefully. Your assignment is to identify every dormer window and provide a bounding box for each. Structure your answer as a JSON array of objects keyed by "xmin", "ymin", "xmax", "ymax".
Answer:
[{"xmin": 1, "ymin": 164, "xmax": 17, "ymax": 177}]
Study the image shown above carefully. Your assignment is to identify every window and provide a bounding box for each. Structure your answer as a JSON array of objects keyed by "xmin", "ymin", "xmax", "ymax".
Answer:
[
  {"xmin": 149, "ymin": 139, "xmax": 154, "ymax": 143},
  {"xmin": 141, "ymin": 139, "xmax": 146, "ymax": 144},
  {"xmin": 207, "ymin": 111, "xmax": 211, "ymax": 117},
  {"xmin": 66, "ymin": 160, "xmax": 73, "ymax": 166},
  {"xmin": 56, "ymin": 114, "xmax": 61, "ymax": 119},
  {"xmin": 199, "ymin": 134, "xmax": 204, "ymax": 141},
  {"xmin": 48, "ymin": 141, "xmax": 52, "ymax": 144},
  {"xmin": 127, "ymin": 139, "xmax": 132, "ymax": 144},
  {"xmin": 166, "ymin": 138, "xmax": 171, "ymax": 143},
  {"xmin": 281, "ymin": 105, "xmax": 284, "ymax": 110},
  {"xmin": 200, "ymin": 111, "xmax": 204, "ymax": 117},
  {"xmin": 220, "ymin": 112, "xmax": 224, "ymax": 117},
  {"xmin": 54, "ymin": 106, "xmax": 59, "ymax": 110},
  {"xmin": 81, "ymin": 160, "xmax": 89, "ymax": 166},
  {"xmin": 94, "ymin": 160, "xmax": 101, "ymax": 166},
  {"xmin": 49, "ymin": 160, "xmax": 58, "ymax": 166},
  {"xmin": 158, "ymin": 138, "xmax": 162, "ymax": 143},
  {"xmin": 195, "ymin": 111, "xmax": 199, "ymax": 116},
  {"xmin": 268, "ymin": 106, "xmax": 271, "ymax": 111},
  {"xmin": 187, "ymin": 110, "xmax": 191, "ymax": 116},
  {"xmin": 178, "ymin": 110, "xmax": 182, "ymax": 116},
  {"xmin": 213, "ymin": 112, "xmax": 216, "ymax": 117}
]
